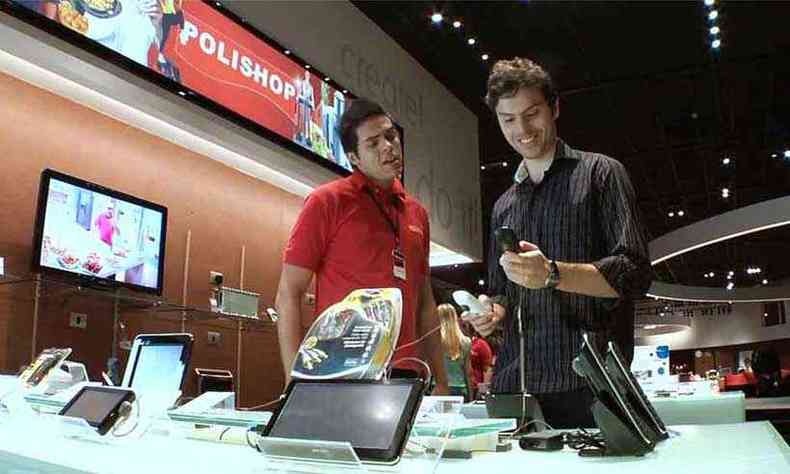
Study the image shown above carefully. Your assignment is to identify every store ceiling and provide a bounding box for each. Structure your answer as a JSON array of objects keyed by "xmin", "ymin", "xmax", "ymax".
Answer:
[{"xmin": 352, "ymin": 1, "xmax": 790, "ymax": 297}]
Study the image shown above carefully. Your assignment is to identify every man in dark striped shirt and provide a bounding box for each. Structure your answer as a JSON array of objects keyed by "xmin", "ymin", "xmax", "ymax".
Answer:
[{"xmin": 468, "ymin": 57, "xmax": 653, "ymax": 428}]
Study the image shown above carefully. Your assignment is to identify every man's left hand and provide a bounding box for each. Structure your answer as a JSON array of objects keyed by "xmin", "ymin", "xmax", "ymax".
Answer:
[{"xmin": 499, "ymin": 241, "xmax": 550, "ymax": 289}]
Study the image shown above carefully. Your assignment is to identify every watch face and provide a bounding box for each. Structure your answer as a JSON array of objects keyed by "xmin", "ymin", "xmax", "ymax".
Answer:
[{"xmin": 546, "ymin": 261, "xmax": 560, "ymax": 288}]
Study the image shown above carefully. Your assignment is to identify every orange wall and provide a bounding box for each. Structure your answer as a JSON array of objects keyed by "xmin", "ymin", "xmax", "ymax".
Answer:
[{"xmin": 0, "ymin": 71, "xmax": 307, "ymax": 406}]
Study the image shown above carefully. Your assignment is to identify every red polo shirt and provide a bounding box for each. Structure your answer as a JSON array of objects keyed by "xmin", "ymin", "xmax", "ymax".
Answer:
[{"xmin": 283, "ymin": 171, "xmax": 430, "ymax": 363}]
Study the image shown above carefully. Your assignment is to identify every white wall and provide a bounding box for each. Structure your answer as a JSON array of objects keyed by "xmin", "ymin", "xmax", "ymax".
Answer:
[
  {"xmin": 637, "ymin": 300, "xmax": 790, "ymax": 350},
  {"xmin": 224, "ymin": 1, "xmax": 483, "ymax": 261}
]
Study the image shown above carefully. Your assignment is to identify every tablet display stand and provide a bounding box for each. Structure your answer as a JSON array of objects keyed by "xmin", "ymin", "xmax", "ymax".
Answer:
[
  {"xmin": 258, "ymin": 437, "xmax": 368, "ymax": 473},
  {"xmin": 257, "ymin": 411, "xmax": 453, "ymax": 474}
]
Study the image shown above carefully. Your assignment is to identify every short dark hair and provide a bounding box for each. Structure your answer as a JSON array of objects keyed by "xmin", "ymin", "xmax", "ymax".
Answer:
[
  {"xmin": 339, "ymin": 98, "xmax": 387, "ymax": 155},
  {"xmin": 485, "ymin": 57, "xmax": 558, "ymax": 111}
]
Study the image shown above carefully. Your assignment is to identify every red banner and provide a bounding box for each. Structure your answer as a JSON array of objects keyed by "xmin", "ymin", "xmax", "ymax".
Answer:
[{"xmin": 14, "ymin": 0, "xmax": 351, "ymax": 171}]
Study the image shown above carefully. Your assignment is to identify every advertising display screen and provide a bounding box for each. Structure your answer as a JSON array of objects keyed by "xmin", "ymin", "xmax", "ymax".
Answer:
[
  {"xmin": 9, "ymin": 0, "xmax": 353, "ymax": 173},
  {"xmin": 33, "ymin": 169, "xmax": 168, "ymax": 294}
]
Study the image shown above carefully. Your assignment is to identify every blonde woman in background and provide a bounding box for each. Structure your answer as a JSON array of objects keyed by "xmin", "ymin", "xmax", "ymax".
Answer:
[{"xmin": 438, "ymin": 304, "xmax": 473, "ymax": 401}]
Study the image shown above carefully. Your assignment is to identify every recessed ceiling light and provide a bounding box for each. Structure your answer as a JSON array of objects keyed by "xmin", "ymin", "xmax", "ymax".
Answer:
[
  {"xmin": 431, "ymin": 13, "xmax": 443, "ymax": 24},
  {"xmin": 324, "ymin": 77, "xmax": 330, "ymax": 82},
  {"xmin": 453, "ymin": 20, "xmax": 462, "ymax": 28},
  {"xmin": 762, "ymin": 279, "xmax": 768, "ymax": 285},
  {"xmin": 722, "ymin": 157, "xmax": 730, "ymax": 165},
  {"xmin": 708, "ymin": 10, "xmax": 718, "ymax": 20},
  {"xmin": 712, "ymin": 39, "xmax": 721, "ymax": 49},
  {"xmin": 710, "ymin": 26, "xmax": 720, "ymax": 35},
  {"xmin": 467, "ymin": 38, "xmax": 476, "ymax": 45},
  {"xmin": 668, "ymin": 212, "xmax": 674, "ymax": 217},
  {"xmin": 478, "ymin": 279, "xmax": 485, "ymax": 286},
  {"xmin": 481, "ymin": 53, "xmax": 489, "ymax": 61},
  {"xmin": 704, "ymin": 0, "xmax": 715, "ymax": 6},
  {"xmin": 342, "ymin": 89, "xmax": 348, "ymax": 94},
  {"xmin": 481, "ymin": 165, "xmax": 486, "ymax": 170},
  {"xmin": 305, "ymin": 65, "xmax": 310, "ymax": 69},
  {"xmin": 784, "ymin": 150, "xmax": 790, "ymax": 158},
  {"xmin": 284, "ymin": 50, "xmax": 291, "ymax": 55},
  {"xmin": 678, "ymin": 210, "xmax": 685, "ymax": 217},
  {"xmin": 178, "ymin": 91, "xmax": 187, "ymax": 97}
]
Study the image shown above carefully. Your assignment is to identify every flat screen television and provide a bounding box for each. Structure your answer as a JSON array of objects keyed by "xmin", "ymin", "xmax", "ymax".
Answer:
[{"xmin": 32, "ymin": 169, "xmax": 168, "ymax": 295}]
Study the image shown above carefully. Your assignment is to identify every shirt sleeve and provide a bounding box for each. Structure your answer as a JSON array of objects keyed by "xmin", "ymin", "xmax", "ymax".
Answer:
[
  {"xmin": 282, "ymin": 192, "xmax": 332, "ymax": 272},
  {"xmin": 591, "ymin": 158, "xmax": 655, "ymax": 303}
]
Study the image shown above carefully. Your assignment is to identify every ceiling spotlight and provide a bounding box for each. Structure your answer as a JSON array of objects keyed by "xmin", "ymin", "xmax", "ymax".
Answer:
[
  {"xmin": 763, "ymin": 279, "xmax": 768, "ymax": 285},
  {"xmin": 710, "ymin": 272, "xmax": 715, "ymax": 277},
  {"xmin": 467, "ymin": 38, "xmax": 476, "ymax": 45},
  {"xmin": 722, "ymin": 157, "xmax": 730, "ymax": 165},
  {"xmin": 324, "ymin": 77, "xmax": 330, "ymax": 82},
  {"xmin": 711, "ymin": 39, "xmax": 721, "ymax": 49},
  {"xmin": 342, "ymin": 89, "xmax": 348, "ymax": 94},
  {"xmin": 726, "ymin": 274, "xmax": 732, "ymax": 280},
  {"xmin": 709, "ymin": 26, "xmax": 720, "ymax": 35},
  {"xmin": 453, "ymin": 20, "xmax": 462, "ymax": 28},
  {"xmin": 708, "ymin": 10, "xmax": 718, "ymax": 20},
  {"xmin": 726, "ymin": 282, "xmax": 734, "ymax": 290},
  {"xmin": 668, "ymin": 211, "xmax": 674, "ymax": 217},
  {"xmin": 784, "ymin": 150, "xmax": 790, "ymax": 158},
  {"xmin": 764, "ymin": 313, "xmax": 768, "ymax": 317},
  {"xmin": 728, "ymin": 270, "xmax": 734, "ymax": 276},
  {"xmin": 178, "ymin": 91, "xmax": 187, "ymax": 97},
  {"xmin": 478, "ymin": 279, "xmax": 485, "ymax": 286},
  {"xmin": 502, "ymin": 161, "xmax": 508, "ymax": 167},
  {"xmin": 481, "ymin": 53, "xmax": 489, "ymax": 61},
  {"xmin": 678, "ymin": 210, "xmax": 685, "ymax": 217},
  {"xmin": 284, "ymin": 50, "xmax": 291, "ymax": 55},
  {"xmin": 481, "ymin": 165, "xmax": 486, "ymax": 170},
  {"xmin": 305, "ymin": 65, "xmax": 311, "ymax": 69},
  {"xmin": 704, "ymin": 0, "xmax": 715, "ymax": 6},
  {"xmin": 431, "ymin": 12, "xmax": 443, "ymax": 24},
  {"xmin": 772, "ymin": 153, "xmax": 778, "ymax": 158}
]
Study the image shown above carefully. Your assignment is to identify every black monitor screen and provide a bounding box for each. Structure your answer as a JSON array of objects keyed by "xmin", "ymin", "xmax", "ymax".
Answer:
[
  {"xmin": 266, "ymin": 380, "xmax": 423, "ymax": 462},
  {"xmin": 33, "ymin": 169, "xmax": 167, "ymax": 294},
  {"xmin": 573, "ymin": 333, "xmax": 653, "ymax": 453},
  {"xmin": 606, "ymin": 341, "xmax": 668, "ymax": 442}
]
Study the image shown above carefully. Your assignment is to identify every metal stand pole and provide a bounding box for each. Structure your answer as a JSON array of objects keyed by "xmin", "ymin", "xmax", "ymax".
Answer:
[{"xmin": 31, "ymin": 274, "xmax": 41, "ymax": 362}]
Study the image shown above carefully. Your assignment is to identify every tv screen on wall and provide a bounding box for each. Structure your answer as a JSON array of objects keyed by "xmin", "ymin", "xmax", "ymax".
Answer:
[
  {"xmin": 7, "ymin": 0, "xmax": 354, "ymax": 175},
  {"xmin": 32, "ymin": 169, "xmax": 168, "ymax": 295}
]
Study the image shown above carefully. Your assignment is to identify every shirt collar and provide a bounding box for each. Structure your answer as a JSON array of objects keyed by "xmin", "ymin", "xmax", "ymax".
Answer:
[
  {"xmin": 349, "ymin": 170, "xmax": 406, "ymax": 202},
  {"xmin": 513, "ymin": 139, "xmax": 578, "ymax": 184}
]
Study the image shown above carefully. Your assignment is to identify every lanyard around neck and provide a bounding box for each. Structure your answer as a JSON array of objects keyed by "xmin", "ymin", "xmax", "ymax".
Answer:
[{"xmin": 364, "ymin": 187, "xmax": 400, "ymax": 248}]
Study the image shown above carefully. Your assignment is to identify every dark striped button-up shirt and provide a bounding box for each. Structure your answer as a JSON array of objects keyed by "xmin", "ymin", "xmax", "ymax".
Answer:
[{"xmin": 489, "ymin": 140, "xmax": 653, "ymax": 394}]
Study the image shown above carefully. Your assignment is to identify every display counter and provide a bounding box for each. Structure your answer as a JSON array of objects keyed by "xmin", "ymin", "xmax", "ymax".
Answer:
[
  {"xmin": 648, "ymin": 391, "xmax": 745, "ymax": 425},
  {"xmin": 0, "ymin": 420, "xmax": 787, "ymax": 473}
]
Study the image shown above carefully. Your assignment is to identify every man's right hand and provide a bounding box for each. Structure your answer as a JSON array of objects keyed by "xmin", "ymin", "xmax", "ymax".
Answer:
[{"xmin": 462, "ymin": 294, "xmax": 502, "ymax": 337}]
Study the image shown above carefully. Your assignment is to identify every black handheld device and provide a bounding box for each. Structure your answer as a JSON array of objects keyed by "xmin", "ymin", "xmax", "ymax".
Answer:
[
  {"xmin": 59, "ymin": 386, "xmax": 136, "ymax": 435},
  {"xmin": 494, "ymin": 226, "xmax": 517, "ymax": 253}
]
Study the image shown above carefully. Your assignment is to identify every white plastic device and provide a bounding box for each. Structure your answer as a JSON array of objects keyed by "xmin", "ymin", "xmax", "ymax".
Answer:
[{"xmin": 452, "ymin": 290, "xmax": 486, "ymax": 317}]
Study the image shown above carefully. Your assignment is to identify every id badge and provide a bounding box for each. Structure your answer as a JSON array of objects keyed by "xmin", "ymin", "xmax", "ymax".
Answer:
[{"xmin": 393, "ymin": 248, "xmax": 407, "ymax": 281}]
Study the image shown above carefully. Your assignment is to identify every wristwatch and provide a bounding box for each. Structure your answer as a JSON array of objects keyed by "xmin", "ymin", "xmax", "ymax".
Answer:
[{"xmin": 544, "ymin": 260, "xmax": 561, "ymax": 289}]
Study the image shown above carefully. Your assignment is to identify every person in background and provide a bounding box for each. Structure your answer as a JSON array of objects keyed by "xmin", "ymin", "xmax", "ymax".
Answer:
[
  {"xmin": 438, "ymin": 304, "xmax": 472, "ymax": 400},
  {"xmin": 469, "ymin": 326, "xmax": 493, "ymax": 398},
  {"xmin": 752, "ymin": 348, "xmax": 790, "ymax": 397}
]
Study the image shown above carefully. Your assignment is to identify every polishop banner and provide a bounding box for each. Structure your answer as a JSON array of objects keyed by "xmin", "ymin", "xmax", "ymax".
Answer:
[{"xmin": 13, "ymin": 0, "xmax": 351, "ymax": 171}]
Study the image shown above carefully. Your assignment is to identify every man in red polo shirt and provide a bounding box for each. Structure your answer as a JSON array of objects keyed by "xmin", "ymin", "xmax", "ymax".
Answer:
[{"xmin": 276, "ymin": 98, "xmax": 448, "ymax": 394}]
